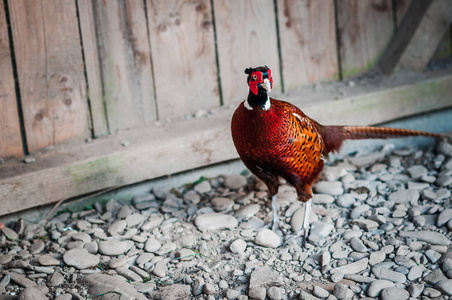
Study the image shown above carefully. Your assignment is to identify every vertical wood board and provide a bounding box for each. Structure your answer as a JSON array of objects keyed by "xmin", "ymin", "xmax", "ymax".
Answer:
[
  {"xmin": 213, "ymin": 0, "xmax": 280, "ymax": 105},
  {"xmin": 8, "ymin": 0, "xmax": 89, "ymax": 152},
  {"xmin": 0, "ymin": 0, "xmax": 22, "ymax": 157},
  {"xmin": 277, "ymin": 0, "xmax": 338, "ymax": 90},
  {"xmin": 85, "ymin": 0, "xmax": 156, "ymax": 133},
  {"xmin": 146, "ymin": 0, "xmax": 219, "ymax": 120},
  {"xmin": 337, "ymin": 0, "xmax": 394, "ymax": 78},
  {"xmin": 77, "ymin": 0, "xmax": 108, "ymax": 137}
]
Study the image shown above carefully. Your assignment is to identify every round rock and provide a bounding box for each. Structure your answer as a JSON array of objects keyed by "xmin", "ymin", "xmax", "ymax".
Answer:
[
  {"xmin": 223, "ymin": 175, "xmax": 247, "ymax": 190},
  {"xmin": 230, "ymin": 239, "xmax": 247, "ymax": 254},
  {"xmin": 98, "ymin": 240, "xmax": 134, "ymax": 256},
  {"xmin": 63, "ymin": 248, "xmax": 99, "ymax": 269},
  {"xmin": 381, "ymin": 287, "xmax": 409, "ymax": 300},
  {"xmin": 254, "ymin": 229, "xmax": 281, "ymax": 248},
  {"xmin": 194, "ymin": 213, "xmax": 238, "ymax": 230}
]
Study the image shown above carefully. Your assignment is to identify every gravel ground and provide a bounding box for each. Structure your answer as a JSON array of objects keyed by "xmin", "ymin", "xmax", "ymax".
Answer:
[{"xmin": 1, "ymin": 139, "xmax": 452, "ymax": 300}]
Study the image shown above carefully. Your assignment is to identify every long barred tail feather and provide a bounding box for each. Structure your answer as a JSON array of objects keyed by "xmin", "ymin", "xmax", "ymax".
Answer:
[
  {"xmin": 340, "ymin": 126, "xmax": 444, "ymax": 140},
  {"xmin": 319, "ymin": 125, "xmax": 445, "ymax": 154}
]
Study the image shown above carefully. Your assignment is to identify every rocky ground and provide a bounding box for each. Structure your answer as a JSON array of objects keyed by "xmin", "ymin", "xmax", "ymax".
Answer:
[{"xmin": 1, "ymin": 139, "xmax": 452, "ymax": 300}]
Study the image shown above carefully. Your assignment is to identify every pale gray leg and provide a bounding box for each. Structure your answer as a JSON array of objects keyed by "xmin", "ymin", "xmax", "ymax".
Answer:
[
  {"xmin": 271, "ymin": 194, "xmax": 280, "ymax": 231},
  {"xmin": 300, "ymin": 199, "xmax": 312, "ymax": 245}
]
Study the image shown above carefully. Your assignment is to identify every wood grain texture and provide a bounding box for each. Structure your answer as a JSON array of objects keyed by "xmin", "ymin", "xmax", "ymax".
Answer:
[
  {"xmin": 337, "ymin": 0, "xmax": 394, "ymax": 78},
  {"xmin": 213, "ymin": 0, "xmax": 280, "ymax": 105},
  {"xmin": 0, "ymin": 0, "xmax": 22, "ymax": 157},
  {"xmin": 82, "ymin": 0, "xmax": 156, "ymax": 133},
  {"xmin": 394, "ymin": 0, "xmax": 411, "ymax": 26},
  {"xmin": 277, "ymin": 0, "xmax": 338, "ymax": 89},
  {"xmin": 8, "ymin": 0, "xmax": 89, "ymax": 152},
  {"xmin": 77, "ymin": 0, "xmax": 108, "ymax": 137},
  {"xmin": 395, "ymin": 0, "xmax": 452, "ymax": 72},
  {"xmin": 1, "ymin": 74, "xmax": 452, "ymax": 215},
  {"xmin": 146, "ymin": 0, "xmax": 219, "ymax": 120}
]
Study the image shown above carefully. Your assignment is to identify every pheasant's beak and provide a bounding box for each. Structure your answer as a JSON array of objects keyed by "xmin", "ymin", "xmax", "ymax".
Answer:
[{"xmin": 260, "ymin": 78, "xmax": 272, "ymax": 93}]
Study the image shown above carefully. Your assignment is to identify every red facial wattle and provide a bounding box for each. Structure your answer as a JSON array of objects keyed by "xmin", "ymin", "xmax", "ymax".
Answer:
[{"xmin": 249, "ymin": 71, "xmax": 263, "ymax": 95}]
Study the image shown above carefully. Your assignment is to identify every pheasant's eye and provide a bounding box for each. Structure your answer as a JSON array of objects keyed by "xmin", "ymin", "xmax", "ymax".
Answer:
[{"xmin": 252, "ymin": 74, "xmax": 257, "ymax": 80}]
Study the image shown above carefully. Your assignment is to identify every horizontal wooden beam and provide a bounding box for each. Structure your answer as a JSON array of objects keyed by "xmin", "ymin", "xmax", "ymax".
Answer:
[{"xmin": 1, "ymin": 74, "xmax": 452, "ymax": 216}]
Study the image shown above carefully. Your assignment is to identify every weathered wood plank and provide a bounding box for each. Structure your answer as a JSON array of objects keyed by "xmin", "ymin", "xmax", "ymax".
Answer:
[
  {"xmin": 8, "ymin": 0, "xmax": 90, "ymax": 152},
  {"xmin": 337, "ymin": 0, "xmax": 394, "ymax": 78},
  {"xmin": 0, "ymin": 0, "xmax": 22, "ymax": 157},
  {"xmin": 432, "ymin": 27, "xmax": 452, "ymax": 60},
  {"xmin": 395, "ymin": 0, "xmax": 452, "ymax": 72},
  {"xmin": 146, "ymin": 0, "xmax": 219, "ymax": 120},
  {"xmin": 77, "ymin": 0, "xmax": 108, "ymax": 137},
  {"xmin": 378, "ymin": 0, "xmax": 433, "ymax": 74},
  {"xmin": 1, "ymin": 74, "xmax": 451, "ymax": 215},
  {"xmin": 394, "ymin": 0, "xmax": 411, "ymax": 26},
  {"xmin": 213, "ymin": 0, "xmax": 280, "ymax": 105},
  {"xmin": 81, "ymin": 0, "xmax": 156, "ymax": 133},
  {"xmin": 277, "ymin": 0, "xmax": 338, "ymax": 89}
]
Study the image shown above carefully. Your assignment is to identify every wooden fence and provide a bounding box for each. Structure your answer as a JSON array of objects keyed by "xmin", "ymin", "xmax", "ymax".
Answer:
[{"xmin": 0, "ymin": 0, "xmax": 450, "ymax": 158}]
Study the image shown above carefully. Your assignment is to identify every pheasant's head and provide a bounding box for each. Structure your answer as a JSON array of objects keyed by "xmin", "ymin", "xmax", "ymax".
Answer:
[{"xmin": 245, "ymin": 66, "xmax": 273, "ymax": 95}]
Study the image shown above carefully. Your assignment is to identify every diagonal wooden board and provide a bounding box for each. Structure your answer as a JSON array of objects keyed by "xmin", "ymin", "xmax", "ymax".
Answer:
[
  {"xmin": 1, "ymin": 74, "xmax": 452, "ymax": 216},
  {"xmin": 380, "ymin": 0, "xmax": 452, "ymax": 74}
]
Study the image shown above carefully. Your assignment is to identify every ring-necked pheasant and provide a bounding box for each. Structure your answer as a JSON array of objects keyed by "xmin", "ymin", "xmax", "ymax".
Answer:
[{"xmin": 231, "ymin": 65, "xmax": 444, "ymax": 244}]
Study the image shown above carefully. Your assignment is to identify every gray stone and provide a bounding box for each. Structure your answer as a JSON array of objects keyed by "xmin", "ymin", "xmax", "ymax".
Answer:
[
  {"xmin": 183, "ymin": 190, "xmax": 200, "ymax": 204},
  {"xmin": 437, "ymin": 209, "xmax": 452, "ymax": 227},
  {"xmin": 291, "ymin": 206, "xmax": 318, "ymax": 232},
  {"xmin": 2, "ymin": 227, "xmax": 19, "ymax": 241},
  {"xmin": 141, "ymin": 214, "xmax": 164, "ymax": 231},
  {"xmin": 203, "ymin": 283, "xmax": 216, "ymax": 295},
  {"xmin": 254, "ymin": 229, "xmax": 281, "ymax": 248},
  {"xmin": 125, "ymin": 213, "xmax": 146, "ymax": 227},
  {"xmin": 423, "ymin": 287, "xmax": 441, "ymax": 298},
  {"xmin": 98, "ymin": 240, "xmax": 134, "ymax": 256},
  {"xmin": 309, "ymin": 221, "xmax": 334, "ymax": 238},
  {"xmin": 436, "ymin": 175, "xmax": 452, "ymax": 186},
  {"xmin": 7, "ymin": 271, "xmax": 37, "ymax": 287},
  {"xmin": 37, "ymin": 255, "xmax": 60, "ymax": 266},
  {"xmin": 408, "ymin": 283, "xmax": 424, "ymax": 298},
  {"xmin": 194, "ymin": 180, "xmax": 211, "ymax": 193},
  {"xmin": 331, "ymin": 258, "xmax": 368, "ymax": 275},
  {"xmin": 235, "ymin": 204, "xmax": 260, "ymax": 218},
  {"xmin": 195, "ymin": 213, "xmax": 238, "ymax": 230},
  {"xmin": 224, "ymin": 175, "xmax": 247, "ymax": 190},
  {"xmin": 47, "ymin": 272, "xmax": 64, "ymax": 287},
  {"xmin": 156, "ymin": 284, "xmax": 191, "ymax": 300},
  {"xmin": 424, "ymin": 269, "xmax": 448, "ymax": 284},
  {"xmin": 336, "ymin": 194, "xmax": 355, "ymax": 208},
  {"xmin": 144, "ymin": 238, "xmax": 162, "ymax": 253},
  {"xmin": 350, "ymin": 204, "xmax": 370, "ymax": 219},
  {"xmin": 372, "ymin": 265, "xmax": 406, "ymax": 283},
  {"xmin": 314, "ymin": 181, "xmax": 344, "ymax": 196},
  {"xmin": 312, "ymin": 194, "xmax": 335, "ymax": 204},
  {"xmin": 380, "ymin": 287, "xmax": 409, "ymax": 300},
  {"xmin": 435, "ymin": 279, "xmax": 452, "ymax": 296},
  {"xmin": 63, "ymin": 248, "xmax": 99, "ymax": 270},
  {"xmin": 367, "ymin": 280, "xmax": 394, "ymax": 297},
  {"xmin": 350, "ymin": 237, "xmax": 368, "ymax": 252},
  {"xmin": 388, "ymin": 189, "xmax": 419, "ymax": 204},
  {"xmin": 425, "ymin": 249, "xmax": 441, "ymax": 263},
  {"xmin": 230, "ymin": 239, "xmax": 247, "ymax": 253},
  {"xmin": 107, "ymin": 220, "xmax": 127, "ymax": 235},
  {"xmin": 248, "ymin": 286, "xmax": 266, "ymax": 300},
  {"xmin": 399, "ymin": 230, "xmax": 451, "ymax": 245},
  {"xmin": 333, "ymin": 283, "xmax": 353, "ymax": 299},
  {"xmin": 211, "ymin": 197, "xmax": 234, "ymax": 211},
  {"xmin": 152, "ymin": 260, "xmax": 168, "ymax": 277},
  {"xmin": 407, "ymin": 165, "xmax": 428, "ymax": 179},
  {"xmin": 29, "ymin": 240, "xmax": 45, "ymax": 254},
  {"xmin": 369, "ymin": 251, "xmax": 385, "ymax": 266},
  {"xmin": 266, "ymin": 287, "xmax": 281, "ymax": 300},
  {"xmin": 313, "ymin": 286, "xmax": 330, "ymax": 298},
  {"xmin": 408, "ymin": 266, "xmax": 423, "ymax": 281},
  {"xmin": 249, "ymin": 267, "xmax": 283, "ymax": 289},
  {"xmin": 18, "ymin": 287, "xmax": 49, "ymax": 300}
]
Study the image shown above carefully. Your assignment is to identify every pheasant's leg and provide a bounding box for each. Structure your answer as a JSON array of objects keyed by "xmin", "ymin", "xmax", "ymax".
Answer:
[
  {"xmin": 300, "ymin": 199, "xmax": 312, "ymax": 245},
  {"xmin": 271, "ymin": 194, "xmax": 280, "ymax": 232}
]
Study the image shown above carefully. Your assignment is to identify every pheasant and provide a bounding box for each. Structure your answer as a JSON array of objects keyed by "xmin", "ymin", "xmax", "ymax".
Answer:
[{"xmin": 231, "ymin": 66, "xmax": 443, "ymax": 244}]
